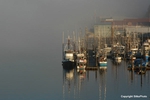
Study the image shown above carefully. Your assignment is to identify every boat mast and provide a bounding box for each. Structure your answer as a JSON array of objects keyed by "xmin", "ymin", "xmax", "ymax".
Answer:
[
  {"xmin": 104, "ymin": 25, "xmax": 106, "ymax": 47},
  {"xmin": 78, "ymin": 30, "xmax": 81, "ymax": 54},
  {"xmin": 111, "ymin": 22, "xmax": 114, "ymax": 47},
  {"xmin": 62, "ymin": 32, "xmax": 64, "ymax": 60},
  {"xmin": 73, "ymin": 31, "xmax": 76, "ymax": 52},
  {"xmin": 133, "ymin": 31, "xmax": 135, "ymax": 48},
  {"xmin": 98, "ymin": 27, "xmax": 101, "ymax": 57},
  {"xmin": 67, "ymin": 36, "xmax": 71, "ymax": 50}
]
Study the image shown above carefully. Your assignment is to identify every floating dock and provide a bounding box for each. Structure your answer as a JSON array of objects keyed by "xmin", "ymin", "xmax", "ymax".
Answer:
[
  {"xmin": 128, "ymin": 66, "xmax": 150, "ymax": 70},
  {"xmin": 85, "ymin": 67, "xmax": 98, "ymax": 70}
]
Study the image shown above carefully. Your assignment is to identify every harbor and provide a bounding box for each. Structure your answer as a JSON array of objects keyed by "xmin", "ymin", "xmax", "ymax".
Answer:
[
  {"xmin": 62, "ymin": 18, "xmax": 150, "ymax": 74},
  {"xmin": 61, "ymin": 17, "xmax": 150, "ymax": 99}
]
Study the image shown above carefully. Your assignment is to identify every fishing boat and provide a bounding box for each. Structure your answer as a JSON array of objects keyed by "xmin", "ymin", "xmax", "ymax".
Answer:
[
  {"xmin": 115, "ymin": 56, "xmax": 122, "ymax": 61},
  {"xmin": 76, "ymin": 54, "xmax": 87, "ymax": 70},
  {"xmin": 125, "ymin": 31, "xmax": 140, "ymax": 60},
  {"xmin": 111, "ymin": 43, "xmax": 123, "ymax": 63},
  {"xmin": 137, "ymin": 67, "xmax": 146, "ymax": 74},
  {"xmin": 142, "ymin": 39, "xmax": 150, "ymax": 64},
  {"xmin": 99, "ymin": 56, "xmax": 107, "ymax": 69},
  {"xmin": 134, "ymin": 59, "xmax": 147, "ymax": 67},
  {"xmin": 127, "ymin": 62, "xmax": 134, "ymax": 70},
  {"xmin": 111, "ymin": 51, "xmax": 122, "ymax": 64},
  {"xmin": 115, "ymin": 58, "xmax": 122, "ymax": 64},
  {"xmin": 62, "ymin": 36, "xmax": 75, "ymax": 70},
  {"xmin": 77, "ymin": 64, "xmax": 86, "ymax": 70},
  {"xmin": 142, "ymin": 39, "xmax": 150, "ymax": 52},
  {"xmin": 76, "ymin": 36, "xmax": 87, "ymax": 70},
  {"xmin": 128, "ymin": 58, "xmax": 147, "ymax": 71},
  {"xmin": 126, "ymin": 51, "xmax": 136, "ymax": 60}
]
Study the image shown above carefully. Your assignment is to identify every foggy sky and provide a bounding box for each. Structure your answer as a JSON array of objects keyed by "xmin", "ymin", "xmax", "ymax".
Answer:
[{"xmin": 0, "ymin": 0, "xmax": 149, "ymax": 55}]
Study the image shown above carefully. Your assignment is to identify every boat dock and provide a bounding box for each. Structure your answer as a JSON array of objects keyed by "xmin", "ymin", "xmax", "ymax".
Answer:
[
  {"xmin": 128, "ymin": 66, "xmax": 150, "ymax": 70},
  {"xmin": 85, "ymin": 67, "xmax": 98, "ymax": 70}
]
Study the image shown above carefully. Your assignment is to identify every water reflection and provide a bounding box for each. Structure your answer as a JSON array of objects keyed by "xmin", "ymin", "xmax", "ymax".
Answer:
[
  {"xmin": 130, "ymin": 70, "xmax": 134, "ymax": 82},
  {"xmin": 86, "ymin": 70, "xmax": 98, "ymax": 81},
  {"xmin": 111, "ymin": 60, "xmax": 119, "ymax": 80},
  {"xmin": 62, "ymin": 69, "xmax": 75, "ymax": 100},
  {"xmin": 77, "ymin": 69, "xmax": 86, "ymax": 80},
  {"xmin": 62, "ymin": 60, "xmax": 150, "ymax": 100},
  {"xmin": 127, "ymin": 61, "xmax": 150, "ymax": 87},
  {"xmin": 62, "ymin": 67, "xmax": 107, "ymax": 100},
  {"xmin": 76, "ymin": 69, "xmax": 86, "ymax": 95},
  {"xmin": 98, "ymin": 69, "xmax": 107, "ymax": 100},
  {"xmin": 62, "ymin": 68, "xmax": 86, "ymax": 100}
]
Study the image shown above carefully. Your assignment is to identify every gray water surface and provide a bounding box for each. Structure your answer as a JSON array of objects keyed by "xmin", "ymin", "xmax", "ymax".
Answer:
[{"xmin": 1, "ymin": 53, "xmax": 149, "ymax": 100}]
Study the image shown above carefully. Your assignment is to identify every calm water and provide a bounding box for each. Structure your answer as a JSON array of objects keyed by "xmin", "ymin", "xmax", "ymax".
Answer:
[
  {"xmin": 62, "ymin": 60, "xmax": 150, "ymax": 100},
  {"xmin": 0, "ymin": 51, "xmax": 150, "ymax": 100}
]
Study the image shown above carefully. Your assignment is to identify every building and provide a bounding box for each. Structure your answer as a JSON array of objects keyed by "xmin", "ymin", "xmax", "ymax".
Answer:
[
  {"xmin": 125, "ymin": 26, "xmax": 150, "ymax": 33},
  {"xmin": 94, "ymin": 25, "xmax": 111, "ymax": 37}
]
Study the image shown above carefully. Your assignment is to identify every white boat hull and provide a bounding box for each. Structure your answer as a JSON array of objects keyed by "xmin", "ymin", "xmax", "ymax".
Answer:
[
  {"xmin": 99, "ymin": 61, "xmax": 107, "ymax": 66},
  {"xmin": 115, "ymin": 57, "xmax": 122, "ymax": 60},
  {"xmin": 77, "ymin": 65, "xmax": 86, "ymax": 70}
]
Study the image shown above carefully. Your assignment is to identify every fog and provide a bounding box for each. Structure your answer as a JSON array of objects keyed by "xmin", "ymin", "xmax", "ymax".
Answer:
[{"xmin": 0, "ymin": 0, "xmax": 149, "ymax": 56}]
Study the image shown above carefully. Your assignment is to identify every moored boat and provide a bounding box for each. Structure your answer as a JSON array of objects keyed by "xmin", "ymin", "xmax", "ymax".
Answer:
[
  {"xmin": 137, "ymin": 67, "xmax": 146, "ymax": 74},
  {"xmin": 99, "ymin": 56, "xmax": 107, "ymax": 69},
  {"xmin": 62, "ymin": 58, "xmax": 75, "ymax": 70},
  {"xmin": 111, "ymin": 52, "xmax": 122, "ymax": 64},
  {"xmin": 77, "ymin": 64, "xmax": 86, "ymax": 70},
  {"xmin": 115, "ymin": 58, "xmax": 122, "ymax": 63},
  {"xmin": 115, "ymin": 56, "xmax": 122, "ymax": 60},
  {"xmin": 76, "ymin": 54, "xmax": 87, "ymax": 70},
  {"xmin": 62, "ymin": 36, "xmax": 75, "ymax": 70}
]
